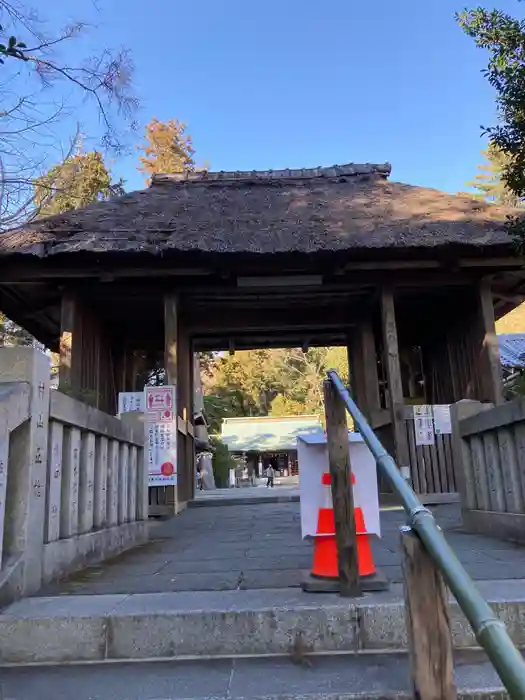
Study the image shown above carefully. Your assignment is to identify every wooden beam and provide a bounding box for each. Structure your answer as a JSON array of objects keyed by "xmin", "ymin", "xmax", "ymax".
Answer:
[
  {"xmin": 479, "ymin": 281, "xmax": 504, "ymax": 405},
  {"xmin": 380, "ymin": 287, "xmax": 410, "ymax": 469},
  {"xmin": 400, "ymin": 526, "xmax": 457, "ymax": 700},
  {"xmin": 323, "ymin": 380, "xmax": 361, "ymax": 598}
]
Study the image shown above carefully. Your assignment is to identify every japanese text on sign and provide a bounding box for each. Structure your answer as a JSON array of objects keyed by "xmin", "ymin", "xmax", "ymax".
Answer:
[
  {"xmin": 413, "ymin": 405, "xmax": 435, "ymax": 446},
  {"xmin": 147, "ymin": 420, "xmax": 177, "ymax": 486},
  {"xmin": 117, "ymin": 392, "xmax": 144, "ymax": 416},
  {"xmin": 433, "ymin": 405, "xmax": 452, "ymax": 435},
  {"xmin": 144, "ymin": 386, "xmax": 176, "ymax": 423}
]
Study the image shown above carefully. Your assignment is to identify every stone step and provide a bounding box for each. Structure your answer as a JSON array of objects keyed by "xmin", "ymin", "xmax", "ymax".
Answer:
[
  {"xmin": 0, "ymin": 651, "xmax": 512, "ymax": 699},
  {"xmin": 0, "ymin": 580, "xmax": 523, "ymax": 665}
]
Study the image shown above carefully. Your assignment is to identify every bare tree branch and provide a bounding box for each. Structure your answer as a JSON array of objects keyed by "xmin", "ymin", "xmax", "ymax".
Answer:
[{"xmin": 0, "ymin": 2, "xmax": 137, "ymax": 229}]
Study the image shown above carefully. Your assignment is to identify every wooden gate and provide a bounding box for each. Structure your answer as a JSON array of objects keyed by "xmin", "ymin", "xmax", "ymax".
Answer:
[{"xmin": 402, "ymin": 405, "xmax": 457, "ymax": 501}]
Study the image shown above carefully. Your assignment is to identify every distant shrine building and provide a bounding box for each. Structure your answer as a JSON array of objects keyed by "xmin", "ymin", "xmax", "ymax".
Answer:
[
  {"xmin": 221, "ymin": 415, "xmax": 322, "ymax": 478},
  {"xmin": 0, "ymin": 163, "xmax": 523, "ymax": 513}
]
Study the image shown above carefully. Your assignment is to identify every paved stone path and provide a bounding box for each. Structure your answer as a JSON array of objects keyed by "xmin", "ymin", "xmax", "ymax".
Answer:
[{"xmin": 38, "ymin": 501, "xmax": 525, "ymax": 596}]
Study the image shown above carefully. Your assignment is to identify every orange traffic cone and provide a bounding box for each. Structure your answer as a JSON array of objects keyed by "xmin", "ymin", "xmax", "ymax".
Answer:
[{"xmin": 310, "ymin": 471, "xmax": 376, "ymax": 580}]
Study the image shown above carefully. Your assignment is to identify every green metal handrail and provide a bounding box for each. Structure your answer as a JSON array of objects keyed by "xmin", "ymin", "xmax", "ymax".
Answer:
[{"xmin": 327, "ymin": 369, "xmax": 525, "ymax": 700}]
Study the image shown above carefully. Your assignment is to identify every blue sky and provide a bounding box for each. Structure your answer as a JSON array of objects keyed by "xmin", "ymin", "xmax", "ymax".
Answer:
[{"xmin": 47, "ymin": 0, "xmax": 523, "ymax": 194}]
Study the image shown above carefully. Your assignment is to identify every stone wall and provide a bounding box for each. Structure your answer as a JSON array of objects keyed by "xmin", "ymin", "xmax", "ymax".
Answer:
[{"xmin": 0, "ymin": 347, "xmax": 149, "ymax": 605}]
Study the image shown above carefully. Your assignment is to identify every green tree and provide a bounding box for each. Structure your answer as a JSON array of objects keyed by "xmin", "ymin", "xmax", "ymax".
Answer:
[
  {"xmin": 34, "ymin": 151, "xmax": 124, "ymax": 218},
  {"xmin": 209, "ymin": 436, "xmax": 236, "ymax": 488},
  {"xmin": 138, "ymin": 118, "xmax": 196, "ymax": 183},
  {"xmin": 463, "ymin": 144, "xmax": 524, "ymax": 206},
  {"xmin": 202, "ymin": 346, "xmax": 350, "ymax": 430},
  {"xmin": 457, "ymin": 7, "xmax": 525, "ymax": 200}
]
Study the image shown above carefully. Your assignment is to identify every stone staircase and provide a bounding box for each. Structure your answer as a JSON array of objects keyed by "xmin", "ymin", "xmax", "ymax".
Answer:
[
  {"xmin": 0, "ymin": 579, "xmax": 522, "ymax": 698},
  {"xmin": 1, "ymin": 496, "xmax": 524, "ymax": 698}
]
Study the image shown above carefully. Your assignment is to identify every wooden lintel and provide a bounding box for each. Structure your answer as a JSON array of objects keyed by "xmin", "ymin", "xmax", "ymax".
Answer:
[
  {"xmin": 0, "ymin": 266, "xmax": 214, "ymax": 282},
  {"xmin": 460, "ymin": 256, "xmax": 523, "ymax": 268}
]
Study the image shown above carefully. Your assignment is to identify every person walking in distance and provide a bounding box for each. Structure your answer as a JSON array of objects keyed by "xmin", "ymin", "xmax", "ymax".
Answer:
[{"xmin": 266, "ymin": 464, "xmax": 275, "ymax": 488}]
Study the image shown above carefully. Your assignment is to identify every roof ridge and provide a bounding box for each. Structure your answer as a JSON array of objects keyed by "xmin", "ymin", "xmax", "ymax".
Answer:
[{"xmin": 151, "ymin": 162, "xmax": 391, "ymax": 187}]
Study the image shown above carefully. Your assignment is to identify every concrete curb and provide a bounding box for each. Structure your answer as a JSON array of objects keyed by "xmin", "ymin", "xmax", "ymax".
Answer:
[
  {"xmin": 188, "ymin": 495, "xmax": 300, "ymax": 508},
  {"xmin": 0, "ymin": 581, "xmax": 524, "ymax": 665}
]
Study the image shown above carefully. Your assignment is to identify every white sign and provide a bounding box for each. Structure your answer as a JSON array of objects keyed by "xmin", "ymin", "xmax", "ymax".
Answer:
[
  {"xmin": 413, "ymin": 405, "xmax": 435, "ymax": 446},
  {"xmin": 298, "ymin": 432, "xmax": 381, "ymax": 539},
  {"xmin": 433, "ymin": 405, "xmax": 452, "ymax": 435},
  {"xmin": 144, "ymin": 386, "xmax": 176, "ymax": 423},
  {"xmin": 117, "ymin": 392, "xmax": 144, "ymax": 416},
  {"xmin": 147, "ymin": 420, "xmax": 177, "ymax": 486}
]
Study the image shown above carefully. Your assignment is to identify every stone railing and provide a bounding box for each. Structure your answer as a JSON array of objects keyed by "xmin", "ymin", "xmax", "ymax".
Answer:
[
  {"xmin": 0, "ymin": 347, "xmax": 148, "ymax": 605},
  {"xmin": 452, "ymin": 398, "xmax": 525, "ymax": 545}
]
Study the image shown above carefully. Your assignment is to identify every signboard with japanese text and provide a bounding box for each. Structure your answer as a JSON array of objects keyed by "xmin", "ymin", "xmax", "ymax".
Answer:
[
  {"xmin": 298, "ymin": 431, "xmax": 380, "ymax": 539},
  {"xmin": 117, "ymin": 392, "xmax": 144, "ymax": 416},
  {"xmin": 144, "ymin": 386, "xmax": 176, "ymax": 423},
  {"xmin": 433, "ymin": 405, "xmax": 452, "ymax": 435},
  {"xmin": 147, "ymin": 420, "xmax": 177, "ymax": 486},
  {"xmin": 413, "ymin": 405, "xmax": 435, "ymax": 446}
]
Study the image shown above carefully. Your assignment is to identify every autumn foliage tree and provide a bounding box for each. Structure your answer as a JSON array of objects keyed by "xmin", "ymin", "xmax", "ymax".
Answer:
[
  {"xmin": 34, "ymin": 150, "xmax": 124, "ymax": 218},
  {"xmin": 137, "ymin": 118, "xmax": 196, "ymax": 183}
]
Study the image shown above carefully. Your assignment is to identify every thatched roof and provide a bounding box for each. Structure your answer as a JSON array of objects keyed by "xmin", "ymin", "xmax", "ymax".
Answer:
[{"xmin": 0, "ymin": 163, "xmax": 516, "ymax": 258}]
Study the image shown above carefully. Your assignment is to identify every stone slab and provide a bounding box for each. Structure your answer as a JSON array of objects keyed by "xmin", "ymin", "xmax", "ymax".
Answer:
[
  {"xmin": 0, "ymin": 651, "xmax": 512, "ymax": 700},
  {"xmin": 1, "ymin": 580, "xmax": 525, "ymax": 664}
]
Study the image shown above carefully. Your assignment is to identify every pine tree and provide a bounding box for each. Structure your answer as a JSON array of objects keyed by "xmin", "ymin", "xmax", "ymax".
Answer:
[
  {"xmin": 137, "ymin": 118, "xmax": 196, "ymax": 183},
  {"xmin": 34, "ymin": 151, "xmax": 124, "ymax": 219}
]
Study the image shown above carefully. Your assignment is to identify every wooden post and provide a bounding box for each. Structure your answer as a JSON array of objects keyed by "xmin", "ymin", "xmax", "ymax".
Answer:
[
  {"xmin": 478, "ymin": 281, "xmax": 504, "ymax": 405},
  {"xmin": 380, "ymin": 288, "xmax": 410, "ymax": 469},
  {"xmin": 400, "ymin": 526, "xmax": 457, "ymax": 700},
  {"xmin": 323, "ymin": 380, "xmax": 361, "ymax": 597},
  {"xmin": 164, "ymin": 293, "xmax": 181, "ymax": 512},
  {"xmin": 348, "ymin": 321, "xmax": 381, "ymax": 421}
]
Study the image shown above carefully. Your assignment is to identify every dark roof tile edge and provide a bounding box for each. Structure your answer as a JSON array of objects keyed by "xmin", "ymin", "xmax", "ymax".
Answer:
[{"xmin": 151, "ymin": 162, "xmax": 392, "ymax": 186}]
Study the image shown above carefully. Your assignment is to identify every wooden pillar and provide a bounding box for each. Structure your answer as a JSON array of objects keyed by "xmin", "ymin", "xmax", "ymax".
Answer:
[
  {"xmin": 347, "ymin": 320, "xmax": 381, "ymax": 421},
  {"xmin": 478, "ymin": 281, "xmax": 504, "ymax": 405},
  {"xmin": 164, "ymin": 294, "xmax": 195, "ymax": 510},
  {"xmin": 59, "ymin": 291, "xmax": 115, "ymax": 414},
  {"xmin": 323, "ymin": 380, "xmax": 361, "ymax": 597},
  {"xmin": 176, "ymin": 320, "xmax": 194, "ymax": 503},
  {"xmin": 164, "ymin": 293, "xmax": 181, "ymax": 512},
  {"xmin": 380, "ymin": 288, "xmax": 410, "ymax": 469}
]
